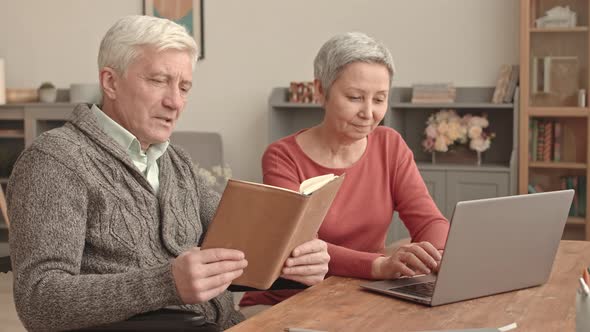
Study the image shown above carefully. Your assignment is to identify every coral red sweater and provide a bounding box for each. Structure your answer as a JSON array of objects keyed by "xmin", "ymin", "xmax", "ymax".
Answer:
[{"xmin": 240, "ymin": 126, "xmax": 449, "ymax": 306}]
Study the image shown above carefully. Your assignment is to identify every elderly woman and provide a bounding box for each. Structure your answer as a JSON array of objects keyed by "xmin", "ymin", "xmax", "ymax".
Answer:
[{"xmin": 240, "ymin": 32, "xmax": 450, "ymax": 310}]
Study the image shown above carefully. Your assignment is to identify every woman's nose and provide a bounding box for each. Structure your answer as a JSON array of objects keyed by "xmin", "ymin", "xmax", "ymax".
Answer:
[{"xmin": 359, "ymin": 101, "xmax": 372, "ymax": 118}]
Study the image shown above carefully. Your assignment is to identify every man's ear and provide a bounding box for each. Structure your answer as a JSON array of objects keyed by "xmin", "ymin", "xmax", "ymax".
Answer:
[
  {"xmin": 313, "ymin": 79, "xmax": 326, "ymax": 105},
  {"xmin": 99, "ymin": 67, "xmax": 118, "ymax": 100}
]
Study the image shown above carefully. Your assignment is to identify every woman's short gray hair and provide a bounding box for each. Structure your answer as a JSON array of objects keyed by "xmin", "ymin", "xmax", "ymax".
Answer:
[
  {"xmin": 314, "ymin": 32, "xmax": 395, "ymax": 94},
  {"xmin": 98, "ymin": 15, "xmax": 198, "ymax": 74}
]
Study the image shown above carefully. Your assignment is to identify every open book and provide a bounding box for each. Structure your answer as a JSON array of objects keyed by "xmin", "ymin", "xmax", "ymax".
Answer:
[{"xmin": 201, "ymin": 173, "xmax": 345, "ymax": 289}]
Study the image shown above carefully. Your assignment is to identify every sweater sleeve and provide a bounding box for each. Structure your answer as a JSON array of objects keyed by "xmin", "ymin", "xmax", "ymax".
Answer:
[
  {"xmin": 8, "ymin": 149, "xmax": 181, "ymax": 332},
  {"xmin": 393, "ymin": 141, "xmax": 450, "ymax": 249},
  {"xmin": 326, "ymin": 243, "xmax": 382, "ymax": 279}
]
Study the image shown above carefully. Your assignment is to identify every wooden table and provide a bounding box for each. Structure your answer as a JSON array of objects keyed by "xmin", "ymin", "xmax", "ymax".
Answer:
[{"xmin": 228, "ymin": 241, "xmax": 590, "ymax": 332}]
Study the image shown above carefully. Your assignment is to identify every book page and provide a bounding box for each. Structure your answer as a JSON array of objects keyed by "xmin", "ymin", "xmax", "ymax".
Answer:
[
  {"xmin": 299, "ymin": 174, "xmax": 337, "ymax": 195},
  {"xmin": 231, "ymin": 179, "xmax": 300, "ymax": 194}
]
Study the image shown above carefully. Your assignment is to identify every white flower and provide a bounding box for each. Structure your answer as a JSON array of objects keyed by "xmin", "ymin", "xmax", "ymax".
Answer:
[
  {"xmin": 469, "ymin": 137, "xmax": 491, "ymax": 152},
  {"xmin": 423, "ymin": 109, "xmax": 494, "ymax": 154},
  {"xmin": 468, "ymin": 116, "xmax": 489, "ymax": 128},
  {"xmin": 197, "ymin": 168, "xmax": 217, "ymax": 186},
  {"xmin": 196, "ymin": 164, "xmax": 233, "ymax": 194},
  {"xmin": 468, "ymin": 126, "xmax": 483, "ymax": 139},
  {"xmin": 457, "ymin": 126, "xmax": 468, "ymax": 143},
  {"xmin": 434, "ymin": 136, "xmax": 449, "ymax": 152},
  {"xmin": 425, "ymin": 124, "xmax": 438, "ymax": 138},
  {"xmin": 447, "ymin": 121, "xmax": 464, "ymax": 141},
  {"xmin": 437, "ymin": 122, "xmax": 449, "ymax": 135}
]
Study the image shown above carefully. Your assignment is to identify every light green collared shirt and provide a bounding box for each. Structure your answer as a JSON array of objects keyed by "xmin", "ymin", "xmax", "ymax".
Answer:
[{"xmin": 91, "ymin": 105, "xmax": 169, "ymax": 193}]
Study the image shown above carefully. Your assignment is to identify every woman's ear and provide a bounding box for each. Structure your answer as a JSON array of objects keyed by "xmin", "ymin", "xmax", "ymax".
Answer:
[
  {"xmin": 313, "ymin": 79, "xmax": 326, "ymax": 105},
  {"xmin": 99, "ymin": 67, "xmax": 118, "ymax": 100}
]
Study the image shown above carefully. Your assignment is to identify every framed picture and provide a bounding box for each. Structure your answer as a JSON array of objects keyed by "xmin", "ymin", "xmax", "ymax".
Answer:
[{"xmin": 143, "ymin": 0, "xmax": 205, "ymax": 59}]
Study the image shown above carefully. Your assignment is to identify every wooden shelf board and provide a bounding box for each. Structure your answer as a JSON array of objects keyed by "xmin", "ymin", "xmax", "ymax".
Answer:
[
  {"xmin": 417, "ymin": 163, "xmax": 511, "ymax": 172},
  {"xmin": 0, "ymin": 178, "xmax": 8, "ymax": 184},
  {"xmin": 567, "ymin": 217, "xmax": 586, "ymax": 226},
  {"xmin": 391, "ymin": 102, "xmax": 513, "ymax": 109},
  {"xmin": 271, "ymin": 102, "xmax": 322, "ymax": 109},
  {"xmin": 528, "ymin": 107, "xmax": 588, "ymax": 117},
  {"xmin": 530, "ymin": 27, "xmax": 589, "ymax": 33},
  {"xmin": 529, "ymin": 161, "xmax": 587, "ymax": 169},
  {"xmin": 0, "ymin": 102, "xmax": 77, "ymax": 108},
  {"xmin": 0, "ymin": 129, "xmax": 25, "ymax": 138}
]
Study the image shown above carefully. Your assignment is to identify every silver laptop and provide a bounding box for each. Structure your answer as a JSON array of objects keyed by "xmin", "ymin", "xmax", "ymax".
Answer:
[{"xmin": 361, "ymin": 190, "xmax": 574, "ymax": 306}]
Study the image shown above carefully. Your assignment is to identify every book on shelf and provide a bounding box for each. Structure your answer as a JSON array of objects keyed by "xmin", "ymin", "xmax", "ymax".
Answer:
[
  {"xmin": 542, "ymin": 121, "xmax": 553, "ymax": 162},
  {"xmin": 492, "ymin": 64, "xmax": 512, "ymax": 103},
  {"xmin": 411, "ymin": 83, "xmax": 456, "ymax": 103},
  {"xmin": 532, "ymin": 57, "xmax": 539, "ymax": 94},
  {"xmin": 537, "ymin": 121, "xmax": 545, "ymax": 161},
  {"xmin": 532, "ymin": 55, "xmax": 579, "ymax": 103},
  {"xmin": 543, "ymin": 57, "xmax": 552, "ymax": 93},
  {"xmin": 503, "ymin": 65, "xmax": 520, "ymax": 103},
  {"xmin": 580, "ymin": 176, "xmax": 587, "ymax": 217},
  {"xmin": 553, "ymin": 122, "xmax": 562, "ymax": 162},
  {"xmin": 571, "ymin": 176, "xmax": 579, "ymax": 217},
  {"xmin": 528, "ymin": 183, "xmax": 545, "ymax": 194},
  {"xmin": 529, "ymin": 119, "xmax": 562, "ymax": 162},
  {"xmin": 559, "ymin": 175, "xmax": 587, "ymax": 218},
  {"xmin": 532, "ymin": 56, "xmax": 549, "ymax": 94},
  {"xmin": 201, "ymin": 173, "xmax": 345, "ymax": 289},
  {"xmin": 550, "ymin": 56, "xmax": 579, "ymax": 103},
  {"xmin": 531, "ymin": 118, "xmax": 538, "ymax": 161}
]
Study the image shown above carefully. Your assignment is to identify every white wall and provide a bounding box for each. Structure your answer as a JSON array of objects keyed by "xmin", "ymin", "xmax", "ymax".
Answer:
[{"xmin": 0, "ymin": 0, "xmax": 519, "ymax": 181}]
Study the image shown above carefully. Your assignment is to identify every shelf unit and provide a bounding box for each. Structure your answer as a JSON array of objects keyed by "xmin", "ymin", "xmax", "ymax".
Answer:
[
  {"xmin": 519, "ymin": 0, "xmax": 590, "ymax": 240},
  {"xmin": 387, "ymin": 88, "xmax": 518, "ymax": 241},
  {"xmin": 0, "ymin": 103, "xmax": 75, "ymax": 229},
  {"xmin": 269, "ymin": 86, "xmax": 518, "ymax": 241}
]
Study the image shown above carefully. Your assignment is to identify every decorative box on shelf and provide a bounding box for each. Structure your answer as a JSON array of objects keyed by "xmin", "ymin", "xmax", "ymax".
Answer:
[{"xmin": 431, "ymin": 146, "xmax": 483, "ymax": 166}]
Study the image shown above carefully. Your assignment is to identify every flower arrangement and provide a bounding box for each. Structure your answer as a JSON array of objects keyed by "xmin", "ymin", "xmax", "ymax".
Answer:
[
  {"xmin": 422, "ymin": 109, "xmax": 495, "ymax": 153},
  {"xmin": 196, "ymin": 164, "xmax": 232, "ymax": 194}
]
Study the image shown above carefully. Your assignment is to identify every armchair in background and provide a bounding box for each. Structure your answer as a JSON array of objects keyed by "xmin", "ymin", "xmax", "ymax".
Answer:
[{"xmin": 170, "ymin": 131, "xmax": 224, "ymax": 170}]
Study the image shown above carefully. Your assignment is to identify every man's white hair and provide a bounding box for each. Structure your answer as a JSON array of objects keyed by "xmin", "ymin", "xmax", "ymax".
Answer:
[{"xmin": 98, "ymin": 15, "xmax": 198, "ymax": 74}]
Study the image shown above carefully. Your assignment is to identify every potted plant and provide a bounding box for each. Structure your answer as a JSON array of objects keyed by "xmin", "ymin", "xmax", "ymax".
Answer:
[{"xmin": 38, "ymin": 82, "xmax": 57, "ymax": 103}]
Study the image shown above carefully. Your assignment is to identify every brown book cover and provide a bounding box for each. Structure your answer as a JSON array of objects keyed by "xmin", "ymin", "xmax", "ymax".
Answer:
[{"xmin": 201, "ymin": 174, "xmax": 345, "ymax": 289}]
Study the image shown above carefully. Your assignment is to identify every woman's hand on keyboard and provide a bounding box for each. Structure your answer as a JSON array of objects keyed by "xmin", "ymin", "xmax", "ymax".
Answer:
[{"xmin": 371, "ymin": 241, "xmax": 442, "ymax": 280}]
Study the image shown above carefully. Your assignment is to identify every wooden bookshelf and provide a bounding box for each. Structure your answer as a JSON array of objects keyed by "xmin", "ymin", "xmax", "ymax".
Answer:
[{"xmin": 519, "ymin": 0, "xmax": 590, "ymax": 240}]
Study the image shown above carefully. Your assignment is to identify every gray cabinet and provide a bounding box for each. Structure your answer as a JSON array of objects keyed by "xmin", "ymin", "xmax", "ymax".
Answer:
[
  {"xmin": 420, "ymin": 167, "xmax": 510, "ymax": 219},
  {"xmin": 420, "ymin": 170, "xmax": 446, "ymax": 215},
  {"xmin": 388, "ymin": 167, "xmax": 511, "ymax": 242},
  {"xmin": 445, "ymin": 170, "xmax": 509, "ymax": 217}
]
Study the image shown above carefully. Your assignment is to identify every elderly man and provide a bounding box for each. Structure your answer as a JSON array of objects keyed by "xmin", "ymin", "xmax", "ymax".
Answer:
[{"xmin": 7, "ymin": 15, "xmax": 329, "ymax": 331}]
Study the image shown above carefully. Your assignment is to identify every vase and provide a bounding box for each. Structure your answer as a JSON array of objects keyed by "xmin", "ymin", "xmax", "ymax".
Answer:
[
  {"xmin": 39, "ymin": 88, "xmax": 57, "ymax": 103},
  {"xmin": 431, "ymin": 146, "xmax": 482, "ymax": 166}
]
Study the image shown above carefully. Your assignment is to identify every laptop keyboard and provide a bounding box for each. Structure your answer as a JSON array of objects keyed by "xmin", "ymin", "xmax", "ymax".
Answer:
[{"xmin": 390, "ymin": 281, "xmax": 435, "ymax": 298}]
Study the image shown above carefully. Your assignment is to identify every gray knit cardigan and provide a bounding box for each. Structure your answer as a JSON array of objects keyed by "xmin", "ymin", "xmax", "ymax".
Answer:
[{"xmin": 7, "ymin": 104, "xmax": 244, "ymax": 331}]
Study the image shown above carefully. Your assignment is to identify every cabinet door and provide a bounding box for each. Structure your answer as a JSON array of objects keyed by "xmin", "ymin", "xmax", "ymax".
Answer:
[
  {"xmin": 445, "ymin": 171, "xmax": 509, "ymax": 219},
  {"xmin": 419, "ymin": 170, "xmax": 446, "ymax": 216},
  {"xmin": 387, "ymin": 170, "xmax": 445, "ymax": 244}
]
